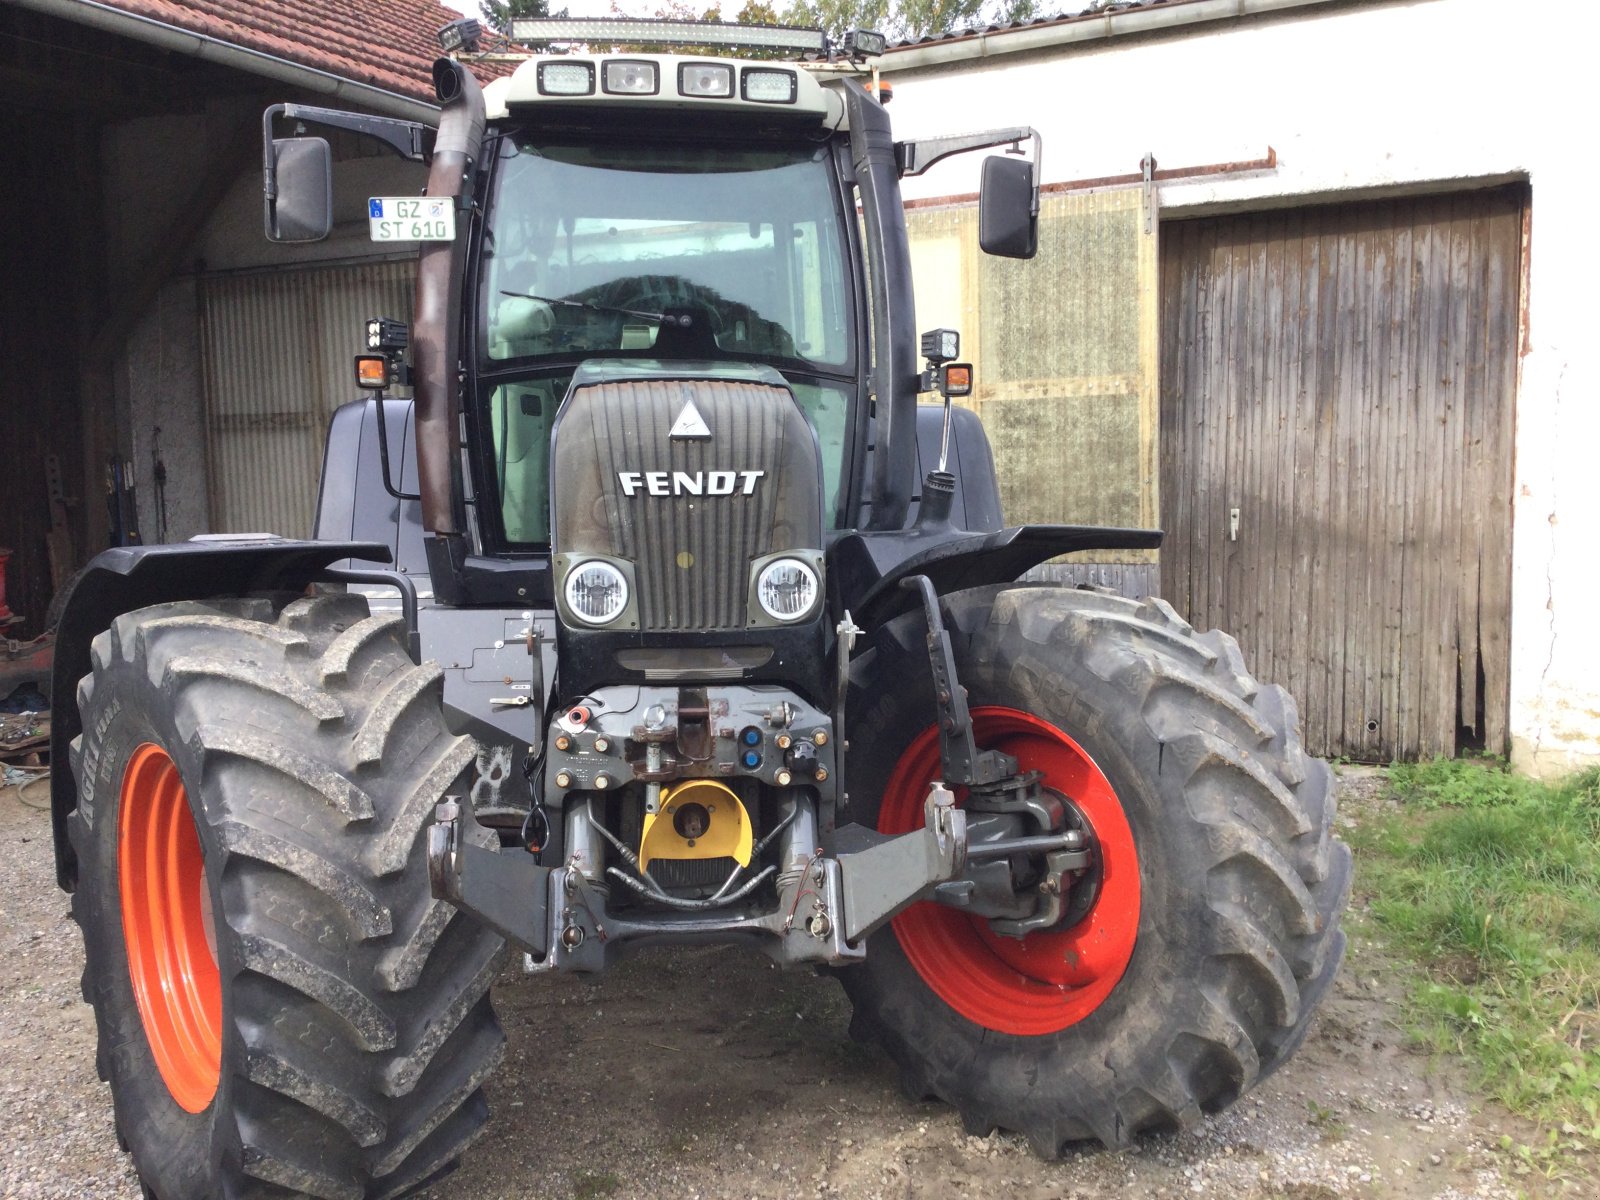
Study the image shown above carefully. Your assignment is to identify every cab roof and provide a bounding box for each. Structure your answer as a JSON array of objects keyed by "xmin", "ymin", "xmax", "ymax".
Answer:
[{"xmin": 482, "ymin": 54, "xmax": 846, "ymax": 130}]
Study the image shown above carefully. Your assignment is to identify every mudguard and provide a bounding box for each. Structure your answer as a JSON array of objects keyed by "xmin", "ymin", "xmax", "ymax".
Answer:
[
  {"xmin": 829, "ymin": 523, "xmax": 1164, "ymax": 633},
  {"xmin": 49, "ymin": 538, "xmax": 391, "ymax": 890}
]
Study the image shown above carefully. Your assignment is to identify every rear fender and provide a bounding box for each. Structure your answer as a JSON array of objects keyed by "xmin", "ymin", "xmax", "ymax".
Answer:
[{"xmin": 49, "ymin": 539, "xmax": 391, "ymax": 891}]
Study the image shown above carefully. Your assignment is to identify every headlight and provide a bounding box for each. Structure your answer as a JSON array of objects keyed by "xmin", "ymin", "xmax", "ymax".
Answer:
[
  {"xmin": 755, "ymin": 558, "xmax": 819, "ymax": 622},
  {"xmin": 564, "ymin": 560, "xmax": 629, "ymax": 625}
]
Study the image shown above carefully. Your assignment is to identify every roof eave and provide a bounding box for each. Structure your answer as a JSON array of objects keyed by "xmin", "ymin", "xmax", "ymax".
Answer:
[
  {"xmin": 881, "ymin": 0, "xmax": 1347, "ymax": 73},
  {"xmin": 13, "ymin": 0, "xmax": 440, "ymax": 122}
]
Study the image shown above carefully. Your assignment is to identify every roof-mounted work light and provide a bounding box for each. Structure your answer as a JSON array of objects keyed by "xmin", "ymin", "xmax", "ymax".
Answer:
[
  {"xmin": 840, "ymin": 29, "xmax": 888, "ymax": 59},
  {"xmin": 511, "ymin": 17, "xmax": 828, "ymax": 55},
  {"xmin": 436, "ymin": 18, "xmax": 483, "ymax": 54}
]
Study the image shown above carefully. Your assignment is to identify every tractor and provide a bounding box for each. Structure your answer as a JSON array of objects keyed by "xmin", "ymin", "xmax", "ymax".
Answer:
[{"xmin": 47, "ymin": 18, "xmax": 1350, "ymax": 1199}]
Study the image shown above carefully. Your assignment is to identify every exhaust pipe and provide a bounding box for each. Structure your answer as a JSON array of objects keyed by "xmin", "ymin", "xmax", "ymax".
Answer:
[{"xmin": 413, "ymin": 58, "xmax": 485, "ymax": 536}]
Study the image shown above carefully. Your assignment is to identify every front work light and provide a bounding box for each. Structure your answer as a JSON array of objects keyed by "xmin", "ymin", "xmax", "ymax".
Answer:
[
  {"xmin": 565, "ymin": 560, "xmax": 629, "ymax": 625},
  {"xmin": 679, "ymin": 62, "xmax": 734, "ymax": 98},
  {"xmin": 742, "ymin": 68, "xmax": 797, "ymax": 103},
  {"xmin": 756, "ymin": 558, "xmax": 820, "ymax": 622},
  {"xmin": 841, "ymin": 29, "xmax": 888, "ymax": 59},
  {"xmin": 365, "ymin": 316, "xmax": 408, "ymax": 352},
  {"xmin": 921, "ymin": 328, "xmax": 960, "ymax": 364},
  {"xmin": 538, "ymin": 61, "xmax": 595, "ymax": 96},
  {"xmin": 512, "ymin": 18, "xmax": 827, "ymax": 56},
  {"xmin": 436, "ymin": 19, "xmax": 482, "ymax": 53},
  {"xmin": 603, "ymin": 60, "xmax": 658, "ymax": 95}
]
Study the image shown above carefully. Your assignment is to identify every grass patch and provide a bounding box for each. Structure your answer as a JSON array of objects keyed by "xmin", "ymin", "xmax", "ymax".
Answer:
[
  {"xmin": 1348, "ymin": 758, "xmax": 1600, "ymax": 1161},
  {"xmin": 1304, "ymin": 1098, "xmax": 1347, "ymax": 1142}
]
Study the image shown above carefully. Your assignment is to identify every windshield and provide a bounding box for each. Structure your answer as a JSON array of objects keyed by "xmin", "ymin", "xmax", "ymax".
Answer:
[
  {"xmin": 476, "ymin": 138, "xmax": 857, "ymax": 546},
  {"xmin": 481, "ymin": 140, "xmax": 852, "ymax": 368}
]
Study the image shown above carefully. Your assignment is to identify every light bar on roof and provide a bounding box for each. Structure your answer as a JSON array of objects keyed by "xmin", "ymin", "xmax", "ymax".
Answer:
[{"xmin": 509, "ymin": 17, "xmax": 828, "ymax": 55}]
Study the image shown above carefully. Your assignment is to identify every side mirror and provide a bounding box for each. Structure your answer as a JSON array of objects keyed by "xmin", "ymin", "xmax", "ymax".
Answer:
[
  {"xmin": 979, "ymin": 155, "xmax": 1037, "ymax": 260},
  {"xmin": 265, "ymin": 137, "xmax": 333, "ymax": 242}
]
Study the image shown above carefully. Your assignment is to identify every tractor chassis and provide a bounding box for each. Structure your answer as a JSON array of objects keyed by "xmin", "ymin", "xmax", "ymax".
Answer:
[
  {"xmin": 429, "ymin": 786, "xmax": 975, "ymax": 970},
  {"xmin": 427, "ymin": 574, "xmax": 1096, "ymax": 973}
]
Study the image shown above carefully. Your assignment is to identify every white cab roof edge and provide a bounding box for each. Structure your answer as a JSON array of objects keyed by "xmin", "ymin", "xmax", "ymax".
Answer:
[{"xmin": 483, "ymin": 54, "xmax": 847, "ymax": 132}]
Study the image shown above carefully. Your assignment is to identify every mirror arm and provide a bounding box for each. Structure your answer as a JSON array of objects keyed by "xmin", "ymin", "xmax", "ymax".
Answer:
[
  {"xmin": 263, "ymin": 102, "xmax": 434, "ymax": 166},
  {"xmin": 896, "ymin": 127, "xmax": 1043, "ymax": 210}
]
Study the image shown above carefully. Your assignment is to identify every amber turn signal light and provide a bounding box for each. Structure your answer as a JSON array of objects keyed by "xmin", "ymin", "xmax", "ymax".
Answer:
[
  {"xmin": 354, "ymin": 355, "xmax": 390, "ymax": 390},
  {"xmin": 941, "ymin": 363, "xmax": 973, "ymax": 398}
]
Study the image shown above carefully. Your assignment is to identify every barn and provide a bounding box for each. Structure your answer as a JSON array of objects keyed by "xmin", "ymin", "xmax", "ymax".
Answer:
[{"xmin": 881, "ymin": 0, "xmax": 1591, "ymax": 772}]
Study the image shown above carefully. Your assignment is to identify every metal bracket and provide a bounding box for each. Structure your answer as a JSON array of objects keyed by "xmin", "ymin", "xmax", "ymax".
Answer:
[
  {"xmin": 834, "ymin": 609, "xmax": 862, "ymax": 810},
  {"xmin": 429, "ymin": 795, "xmax": 551, "ymax": 955},
  {"xmin": 836, "ymin": 782, "xmax": 968, "ymax": 942},
  {"xmin": 900, "ymin": 575, "xmax": 1015, "ymax": 787},
  {"xmin": 266, "ymin": 103, "xmax": 431, "ymax": 164},
  {"xmin": 1142, "ymin": 151, "xmax": 1157, "ymax": 235},
  {"xmin": 897, "ymin": 126, "xmax": 1044, "ymax": 217}
]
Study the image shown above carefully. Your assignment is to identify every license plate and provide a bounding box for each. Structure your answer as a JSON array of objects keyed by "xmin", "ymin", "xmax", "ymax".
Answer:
[{"xmin": 368, "ymin": 197, "xmax": 455, "ymax": 242}]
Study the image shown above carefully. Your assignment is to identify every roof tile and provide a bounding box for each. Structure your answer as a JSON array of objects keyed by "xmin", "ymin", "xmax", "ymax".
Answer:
[{"xmin": 90, "ymin": 0, "xmax": 514, "ymax": 101}]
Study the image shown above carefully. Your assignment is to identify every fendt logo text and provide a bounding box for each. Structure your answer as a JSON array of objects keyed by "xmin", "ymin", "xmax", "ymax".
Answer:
[{"xmin": 618, "ymin": 470, "xmax": 765, "ymax": 497}]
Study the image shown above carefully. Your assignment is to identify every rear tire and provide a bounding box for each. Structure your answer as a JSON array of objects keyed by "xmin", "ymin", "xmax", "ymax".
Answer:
[
  {"xmin": 69, "ymin": 594, "xmax": 506, "ymax": 1199},
  {"xmin": 839, "ymin": 586, "xmax": 1350, "ymax": 1154}
]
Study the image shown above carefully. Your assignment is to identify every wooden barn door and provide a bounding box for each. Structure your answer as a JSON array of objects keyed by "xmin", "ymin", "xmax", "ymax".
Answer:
[{"xmin": 1159, "ymin": 185, "xmax": 1525, "ymax": 761}]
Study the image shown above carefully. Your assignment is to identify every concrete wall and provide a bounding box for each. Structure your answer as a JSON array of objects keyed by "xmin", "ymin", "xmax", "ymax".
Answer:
[{"xmin": 880, "ymin": 0, "xmax": 1596, "ymax": 775}]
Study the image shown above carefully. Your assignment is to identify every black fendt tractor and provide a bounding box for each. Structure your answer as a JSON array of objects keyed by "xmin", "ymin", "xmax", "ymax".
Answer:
[{"xmin": 47, "ymin": 19, "xmax": 1350, "ymax": 1198}]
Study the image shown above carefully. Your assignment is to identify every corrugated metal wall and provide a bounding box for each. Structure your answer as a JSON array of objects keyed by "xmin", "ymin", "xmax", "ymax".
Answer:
[
  {"xmin": 1159, "ymin": 185, "xmax": 1525, "ymax": 761},
  {"xmin": 906, "ymin": 185, "xmax": 1158, "ymax": 542},
  {"xmin": 199, "ymin": 260, "xmax": 415, "ymax": 536}
]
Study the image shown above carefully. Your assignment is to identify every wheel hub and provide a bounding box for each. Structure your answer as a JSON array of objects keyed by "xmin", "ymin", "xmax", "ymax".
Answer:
[{"xmin": 879, "ymin": 708, "xmax": 1141, "ymax": 1036}]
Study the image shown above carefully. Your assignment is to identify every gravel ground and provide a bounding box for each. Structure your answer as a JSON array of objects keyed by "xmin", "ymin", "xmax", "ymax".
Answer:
[{"xmin": 0, "ymin": 768, "xmax": 1566, "ymax": 1200}]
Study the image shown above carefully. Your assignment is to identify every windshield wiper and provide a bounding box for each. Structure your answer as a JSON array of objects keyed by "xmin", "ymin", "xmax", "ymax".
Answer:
[{"xmin": 498, "ymin": 290, "xmax": 689, "ymax": 327}]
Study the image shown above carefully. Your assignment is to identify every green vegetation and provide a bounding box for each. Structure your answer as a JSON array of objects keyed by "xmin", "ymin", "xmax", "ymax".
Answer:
[{"xmin": 1349, "ymin": 757, "xmax": 1600, "ymax": 1169}]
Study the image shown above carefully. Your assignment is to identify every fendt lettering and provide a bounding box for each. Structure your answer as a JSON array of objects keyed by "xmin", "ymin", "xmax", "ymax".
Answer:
[
  {"xmin": 52, "ymin": 16, "xmax": 1349, "ymax": 1199},
  {"xmin": 618, "ymin": 469, "xmax": 764, "ymax": 497}
]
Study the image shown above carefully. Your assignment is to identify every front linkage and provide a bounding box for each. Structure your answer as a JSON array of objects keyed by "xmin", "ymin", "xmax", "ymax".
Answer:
[{"xmin": 427, "ymin": 572, "xmax": 1096, "ymax": 970}]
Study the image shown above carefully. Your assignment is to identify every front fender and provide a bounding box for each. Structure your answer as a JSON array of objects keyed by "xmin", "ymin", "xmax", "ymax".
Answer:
[
  {"xmin": 49, "ymin": 538, "xmax": 390, "ymax": 891},
  {"xmin": 829, "ymin": 524, "xmax": 1163, "ymax": 633}
]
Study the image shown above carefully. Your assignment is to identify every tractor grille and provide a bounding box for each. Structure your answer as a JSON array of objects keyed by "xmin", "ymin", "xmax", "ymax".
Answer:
[{"xmin": 551, "ymin": 374, "xmax": 823, "ymax": 632}]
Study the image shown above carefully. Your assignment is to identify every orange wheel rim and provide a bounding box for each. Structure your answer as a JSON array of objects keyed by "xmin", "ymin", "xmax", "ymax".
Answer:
[
  {"xmin": 118, "ymin": 743, "xmax": 222, "ymax": 1112},
  {"xmin": 879, "ymin": 708, "xmax": 1141, "ymax": 1036}
]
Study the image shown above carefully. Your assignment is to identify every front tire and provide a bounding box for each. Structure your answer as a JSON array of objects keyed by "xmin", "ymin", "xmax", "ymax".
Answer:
[
  {"xmin": 69, "ymin": 594, "xmax": 506, "ymax": 1199},
  {"xmin": 840, "ymin": 586, "xmax": 1351, "ymax": 1154}
]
